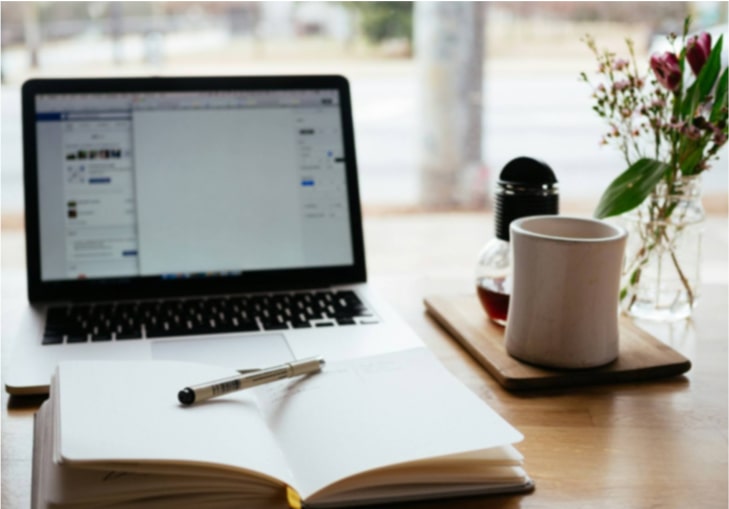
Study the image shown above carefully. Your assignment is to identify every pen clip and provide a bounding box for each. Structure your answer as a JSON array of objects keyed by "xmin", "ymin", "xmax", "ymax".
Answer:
[{"xmin": 236, "ymin": 368, "xmax": 261, "ymax": 375}]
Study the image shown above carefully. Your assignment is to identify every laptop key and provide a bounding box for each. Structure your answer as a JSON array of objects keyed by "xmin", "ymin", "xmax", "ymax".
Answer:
[
  {"xmin": 262, "ymin": 322, "xmax": 289, "ymax": 331},
  {"xmin": 145, "ymin": 326, "xmax": 183, "ymax": 338},
  {"xmin": 230, "ymin": 319, "xmax": 259, "ymax": 333},
  {"xmin": 116, "ymin": 332, "xmax": 142, "ymax": 340},
  {"xmin": 67, "ymin": 333, "xmax": 88, "ymax": 343},
  {"xmin": 336, "ymin": 290, "xmax": 362, "ymax": 304},
  {"xmin": 314, "ymin": 322, "xmax": 335, "ymax": 327},
  {"xmin": 144, "ymin": 320, "xmax": 181, "ymax": 338},
  {"xmin": 45, "ymin": 314, "xmax": 75, "ymax": 337},
  {"xmin": 42, "ymin": 333, "xmax": 64, "ymax": 345},
  {"xmin": 146, "ymin": 327, "xmax": 175, "ymax": 338}
]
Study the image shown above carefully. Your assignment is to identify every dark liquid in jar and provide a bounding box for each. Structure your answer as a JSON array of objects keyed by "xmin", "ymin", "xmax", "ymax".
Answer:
[{"xmin": 476, "ymin": 278, "xmax": 510, "ymax": 326}]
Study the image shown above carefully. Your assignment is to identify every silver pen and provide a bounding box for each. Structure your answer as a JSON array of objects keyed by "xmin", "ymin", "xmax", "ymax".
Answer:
[{"xmin": 177, "ymin": 357, "xmax": 325, "ymax": 406}]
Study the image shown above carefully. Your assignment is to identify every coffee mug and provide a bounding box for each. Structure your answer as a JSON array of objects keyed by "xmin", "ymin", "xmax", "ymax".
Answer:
[{"xmin": 504, "ymin": 215, "xmax": 627, "ymax": 369}]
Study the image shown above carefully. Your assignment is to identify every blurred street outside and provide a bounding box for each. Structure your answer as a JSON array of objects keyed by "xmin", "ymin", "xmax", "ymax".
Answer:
[{"xmin": 2, "ymin": 5, "xmax": 727, "ymax": 221}]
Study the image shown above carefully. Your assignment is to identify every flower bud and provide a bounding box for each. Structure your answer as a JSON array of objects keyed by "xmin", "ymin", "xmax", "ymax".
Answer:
[
  {"xmin": 650, "ymin": 52, "xmax": 681, "ymax": 91},
  {"xmin": 686, "ymin": 32, "xmax": 712, "ymax": 76},
  {"xmin": 692, "ymin": 116, "xmax": 709, "ymax": 129}
]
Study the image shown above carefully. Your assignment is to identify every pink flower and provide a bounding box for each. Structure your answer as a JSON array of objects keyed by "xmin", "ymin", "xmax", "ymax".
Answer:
[
  {"xmin": 613, "ymin": 58, "xmax": 629, "ymax": 71},
  {"xmin": 709, "ymin": 123, "xmax": 728, "ymax": 146},
  {"xmin": 612, "ymin": 80, "xmax": 630, "ymax": 92},
  {"xmin": 650, "ymin": 52, "xmax": 681, "ymax": 91},
  {"xmin": 686, "ymin": 32, "xmax": 712, "ymax": 76},
  {"xmin": 688, "ymin": 128, "xmax": 702, "ymax": 140}
]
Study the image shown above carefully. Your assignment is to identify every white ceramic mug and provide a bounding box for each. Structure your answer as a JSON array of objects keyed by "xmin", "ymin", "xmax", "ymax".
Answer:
[{"xmin": 504, "ymin": 215, "xmax": 627, "ymax": 369}]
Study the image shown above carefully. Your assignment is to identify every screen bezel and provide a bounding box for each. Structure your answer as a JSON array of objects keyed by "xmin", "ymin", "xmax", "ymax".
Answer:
[{"xmin": 22, "ymin": 75, "xmax": 366, "ymax": 303}]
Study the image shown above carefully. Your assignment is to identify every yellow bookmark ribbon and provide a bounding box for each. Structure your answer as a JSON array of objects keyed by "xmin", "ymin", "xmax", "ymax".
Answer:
[{"xmin": 286, "ymin": 485, "xmax": 302, "ymax": 509}]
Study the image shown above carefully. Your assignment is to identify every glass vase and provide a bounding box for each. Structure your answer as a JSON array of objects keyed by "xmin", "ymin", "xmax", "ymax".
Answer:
[{"xmin": 619, "ymin": 175, "xmax": 705, "ymax": 321}]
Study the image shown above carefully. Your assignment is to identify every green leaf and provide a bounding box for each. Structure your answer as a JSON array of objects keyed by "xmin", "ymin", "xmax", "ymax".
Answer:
[
  {"xmin": 711, "ymin": 66, "xmax": 728, "ymax": 123},
  {"xmin": 682, "ymin": 35, "xmax": 724, "ymax": 118},
  {"xmin": 680, "ymin": 143, "xmax": 705, "ymax": 175},
  {"xmin": 594, "ymin": 158, "xmax": 671, "ymax": 218},
  {"xmin": 677, "ymin": 133, "xmax": 707, "ymax": 175},
  {"xmin": 619, "ymin": 287, "xmax": 628, "ymax": 301}
]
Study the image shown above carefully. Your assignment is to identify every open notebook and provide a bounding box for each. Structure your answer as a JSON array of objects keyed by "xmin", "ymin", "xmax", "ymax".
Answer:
[{"xmin": 32, "ymin": 348, "xmax": 533, "ymax": 508}]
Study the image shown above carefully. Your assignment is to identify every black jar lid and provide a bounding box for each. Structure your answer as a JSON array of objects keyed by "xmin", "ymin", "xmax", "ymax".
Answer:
[{"xmin": 495, "ymin": 157, "xmax": 559, "ymax": 241}]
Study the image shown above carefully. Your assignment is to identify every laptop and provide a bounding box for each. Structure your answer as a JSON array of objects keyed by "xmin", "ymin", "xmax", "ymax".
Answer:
[{"xmin": 5, "ymin": 75, "xmax": 423, "ymax": 395}]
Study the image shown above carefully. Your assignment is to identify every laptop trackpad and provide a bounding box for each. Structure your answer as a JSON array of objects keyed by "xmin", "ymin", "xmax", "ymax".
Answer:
[{"xmin": 150, "ymin": 334, "xmax": 294, "ymax": 369}]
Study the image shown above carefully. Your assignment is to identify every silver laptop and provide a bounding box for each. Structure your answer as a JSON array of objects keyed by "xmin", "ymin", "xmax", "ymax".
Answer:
[{"xmin": 5, "ymin": 75, "xmax": 422, "ymax": 395}]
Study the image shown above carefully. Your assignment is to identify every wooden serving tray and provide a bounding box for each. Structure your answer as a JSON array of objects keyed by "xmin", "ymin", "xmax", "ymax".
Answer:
[{"xmin": 424, "ymin": 294, "xmax": 692, "ymax": 391}]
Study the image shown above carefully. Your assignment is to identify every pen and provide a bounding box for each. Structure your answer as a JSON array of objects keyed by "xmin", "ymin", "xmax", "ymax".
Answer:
[{"xmin": 177, "ymin": 357, "xmax": 325, "ymax": 406}]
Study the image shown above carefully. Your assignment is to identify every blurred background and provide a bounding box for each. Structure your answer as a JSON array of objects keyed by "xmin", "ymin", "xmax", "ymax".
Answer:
[{"xmin": 2, "ymin": 1, "xmax": 728, "ymax": 228}]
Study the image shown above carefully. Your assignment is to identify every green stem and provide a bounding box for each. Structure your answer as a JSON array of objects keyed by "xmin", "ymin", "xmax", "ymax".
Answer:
[{"xmin": 663, "ymin": 230, "xmax": 695, "ymax": 307}]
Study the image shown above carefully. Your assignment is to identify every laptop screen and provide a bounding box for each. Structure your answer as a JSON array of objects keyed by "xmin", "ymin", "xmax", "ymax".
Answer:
[{"xmin": 23, "ymin": 76, "xmax": 365, "ymax": 301}]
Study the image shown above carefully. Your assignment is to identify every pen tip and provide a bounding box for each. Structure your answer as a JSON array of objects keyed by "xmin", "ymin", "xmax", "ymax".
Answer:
[{"xmin": 178, "ymin": 388, "xmax": 195, "ymax": 405}]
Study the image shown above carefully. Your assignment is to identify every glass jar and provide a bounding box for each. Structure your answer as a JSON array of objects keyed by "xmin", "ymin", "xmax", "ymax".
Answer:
[{"xmin": 620, "ymin": 175, "xmax": 705, "ymax": 321}]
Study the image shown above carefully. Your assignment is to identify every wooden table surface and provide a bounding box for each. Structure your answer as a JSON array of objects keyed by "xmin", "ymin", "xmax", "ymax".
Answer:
[{"xmin": 2, "ymin": 212, "xmax": 727, "ymax": 509}]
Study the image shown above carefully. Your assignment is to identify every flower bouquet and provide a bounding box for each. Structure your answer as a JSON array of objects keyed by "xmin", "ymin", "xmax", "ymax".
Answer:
[{"xmin": 581, "ymin": 19, "xmax": 727, "ymax": 320}]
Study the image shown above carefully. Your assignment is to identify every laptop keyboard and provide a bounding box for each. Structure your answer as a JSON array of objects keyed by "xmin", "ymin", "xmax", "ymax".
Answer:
[{"xmin": 42, "ymin": 290, "xmax": 378, "ymax": 345}]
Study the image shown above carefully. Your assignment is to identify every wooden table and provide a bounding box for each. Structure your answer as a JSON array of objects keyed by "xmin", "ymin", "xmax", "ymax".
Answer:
[{"xmin": 2, "ymin": 212, "xmax": 727, "ymax": 508}]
